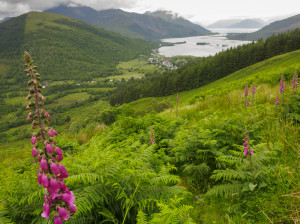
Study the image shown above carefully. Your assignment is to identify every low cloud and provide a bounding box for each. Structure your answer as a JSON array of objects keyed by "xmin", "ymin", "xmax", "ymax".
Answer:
[{"xmin": 0, "ymin": 0, "xmax": 138, "ymax": 19}]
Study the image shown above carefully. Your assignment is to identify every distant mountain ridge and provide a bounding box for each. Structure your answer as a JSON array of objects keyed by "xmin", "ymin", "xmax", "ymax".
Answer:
[
  {"xmin": 208, "ymin": 18, "xmax": 265, "ymax": 29},
  {"xmin": 45, "ymin": 6, "xmax": 212, "ymax": 40},
  {"xmin": 227, "ymin": 14, "xmax": 300, "ymax": 40}
]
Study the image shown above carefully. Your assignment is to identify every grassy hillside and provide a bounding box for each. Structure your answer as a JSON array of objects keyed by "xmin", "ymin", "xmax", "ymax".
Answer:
[
  {"xmin": 228, "ymin": 14, "xmax": 300, "ymax": 40},
  {"xmin": 0, "ymin": 49, "xmax": 299, "ymax": 223},
  {"xmin": 0, "ymin": 11, "xmax": 158, "ymax": 84},
  {"xmin": 45, "ymin": 6, "xmax": 212, "ymax": 40}
]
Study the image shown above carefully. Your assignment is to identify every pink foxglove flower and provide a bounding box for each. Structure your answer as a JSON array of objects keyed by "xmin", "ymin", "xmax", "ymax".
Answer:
[
  {"xmin": 49, "ymin": 177, "xmax": 60, "ymax": 193},
  {"xmin": 275, "ymin": 95, "xmax": 279, "ymax": 105},
  {"xmin": 280, "ymin": 75, "xmax": 285, "ymax": 93},
  {"xmin": 32, "ymin": 147, "xmax": 38, "ymax": 157},
  {"xmin": 41, "ymin": 174, "xmax": 49, "ymax": 188},
  {"xmin": 58, "ymin": 207, "xmax": 70, "ymax": 220},
  {"xmin": 54, "ymin": 154, "xmax": 63, "ymax": 162},
  {"xmin": 37, "ymin": 173, "xmax": 42, "ymax": 185},
  {"xmin": 58, "ymin": 164, "xmax": 69, "ymax": 178},
  {"xmin": 31, "ymin": 136, "xmax": 37, "ymax": 145},
  {"xmin": 53, "ymin": 129, "xmax": 58, "ymax": 135},
  {"xmin": 41, "ymin": 202, "xmax": 50, "ymax": 219},
  {"xmin": 54, "ymin": 216, "xmax": 63, "ymax": 224},
  {"xmin": 68, "ymin": 204, "xmax": 77, "ymax": 213},
  {"xmin": 41, "ymin": 158, "xmax": 48, "ymax": 171},
  {"xmin": 59, "ymin": 181, "xmax": 66, "ymax": 191},
  {"xmin": 251, "ymin": 83, "xmax": 256, "ymax": 95},
  {"xmin": 61, "ymin": 192, "xmax": 75, "ymax": 205},
  {"xmin": 55, "ymin": 147, "xmax": 63, "ymax": 155},
  {"xmin": 50, "ymin": 162, "xmax": 60, "ymax": 175},
  {"xmin": 292, "ymin": 71, "xmax": 298, "ymax": 89},
  {"xmin": 46, "ymin": 144, "xmax": 53, "ymax": 153},
  {"xmin": 48, "ymin": 129, "xmax": 54, "ymax": 137}
]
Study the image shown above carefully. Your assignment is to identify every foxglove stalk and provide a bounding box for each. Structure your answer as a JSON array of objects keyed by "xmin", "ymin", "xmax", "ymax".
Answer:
[
  {"xmin": 280, "ymin": 75, "xmax": 285, "ymax": 93},
  {"xmin": 24, "ymin": 52, "xmax": 75, "ymax": 222},
  {"xmin": 291, "ymin": 69, "xmax": 298, "ymax": 90},
  {"xmin": 244, "ymin": 83, "xmax": 249, "ymax": 108}
]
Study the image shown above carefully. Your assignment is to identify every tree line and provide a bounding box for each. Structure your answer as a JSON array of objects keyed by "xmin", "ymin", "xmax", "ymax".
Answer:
[{"xmin": 110, "ymin": 29, "xmax": 300, "ymax": 105}]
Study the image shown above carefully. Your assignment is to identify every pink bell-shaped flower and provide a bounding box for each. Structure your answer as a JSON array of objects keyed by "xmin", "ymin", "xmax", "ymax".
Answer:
[
  {"xmin": 61, "ymin": 192, "xmax": 75, "ymax": 205},
  {"xmin": 41, "ymin": 202, "xmax": 50, "ymax": 219},
  {"xmin": 54, "ymin": 147, "xmax": 63, "ymax": 155},
  {"xmin": 41, "ymin": 174, "xmax": 49, "ymax": 188},
  {"xmin": 41, "ymin": 158, "xmax": 48, "ymax": 171},
  {"xmin": 49, "ymin": 177, "xmax": 60, "ymax": 193},
  {"xmin": 32, "ymin": 147, "xmax": 38, "ymax": 157},
  {"xmin": 46, "ymin": 144, "xmax": 53, "ymax": 153},
  {"xmin": 58, "ymin": 207, "xmax": 70, "ymax": 220},
  {"xmin": 54, "ymin": 216, "xmax": 63, "ymax": 224},
  {"xmin": 68, "ymin": 204, "xmax": 77, "ymax": 213},
  {"xmin": 50, "ymin": 162, "xmax": 60, "ymax": 175}
]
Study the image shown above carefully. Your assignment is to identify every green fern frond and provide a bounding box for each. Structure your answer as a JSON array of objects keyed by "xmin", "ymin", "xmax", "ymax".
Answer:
[
  {"xmin": 211, "ymin": 169, "xmax": 252, "ymax": 181},
  {"xmin": 66, "ymin": 173, "xmax": 103, "ymax": 186},
  {"xmin": 206, "ymin": 183, "xmax": 244, "ymax": 197},
  {"xmin": 137, "ymin": 210, "xmax": 149, "ymax": 224}
]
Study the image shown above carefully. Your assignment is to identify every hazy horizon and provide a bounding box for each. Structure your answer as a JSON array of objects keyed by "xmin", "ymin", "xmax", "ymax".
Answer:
[{"xmin": 0, "ymin": 0, "xmax": 299, "ymax": 26}]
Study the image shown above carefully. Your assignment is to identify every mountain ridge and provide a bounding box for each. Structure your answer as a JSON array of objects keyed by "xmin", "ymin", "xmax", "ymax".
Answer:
[
  {"xmin": 227, "ymin": 14, "xmax": 300, "ymax": 40},
  {"xmin": 45, "ymin": 5, "xmax": 212, "ymax": 40}
]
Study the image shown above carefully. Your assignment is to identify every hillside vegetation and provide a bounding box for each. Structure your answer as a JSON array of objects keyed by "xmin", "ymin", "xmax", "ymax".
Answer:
[
  {"xmin": 0, "ymin": 44, "xmax": 299, "ymax": 223},
  {"xmin": 110, "ymin": 29, "xmax": 300, "ymax": 105},
  {"xmin": 0, "ymin": 11, "xmax": 158, "ymax": 84},
  {"xmin": 228, "ymin": 14, "xmax": 300, "ymax": 40}
]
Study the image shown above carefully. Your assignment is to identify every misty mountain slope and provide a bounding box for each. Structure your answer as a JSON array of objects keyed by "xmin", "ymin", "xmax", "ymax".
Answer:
[
  {"xmin": 45, "ymin": 6, "xmax": 212, "ymax": 40},
  {"xmin": 208, "ymin": 18, "xmax": 264, "ymax": 28},
  {"xmin": 228, "ymin": 14, "xmax": 300, "ymax": 40},
  {"xmin": 146, "ymin": 10, "xmax": 211, "ymax": 33},
  {"xmin": 0, "ymin": 11, "xmax": 158, "ymax": 82}
]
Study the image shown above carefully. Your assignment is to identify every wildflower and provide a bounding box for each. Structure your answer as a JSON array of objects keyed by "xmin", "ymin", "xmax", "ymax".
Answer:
[
  {"xmin": 32, "ymin": 147, "xmax": 38, "ymax": 157},
  {"xmin": 41, "ymin": 174, "xmax": 49, "ymax": 188},
  {"xmin": 58, "ymin": 164, "xmax": 69, "ymax": 178},
  {"xmin": 68, "ymin": 204, "xmax": 77, "ymax": 213},
  {"xmin": 251, "ymin": 83, "xmax": 256, "ymax": 95},
  {"xmin": 280, "ymin": 75, "xmax": 285, "ymax": 93},
  {"xmin": 31, "ymin": 136, "xmax": 37, "ymax": 145},
  {"xmin": 49, "ymin": 177, "xmax": 60, "ymax": 193},
  {"xmin": 54, "ymin": 154, "xmax": 63, "ymax": 162},
  {"xmin": 228, "ymin": 93, "xmax": 230, "ymax": 99},
  {"xmin": 41, "ymin": 158, "xmax": 48, "ymax": 171},
  {"xmin": 50, "ymin": 162, "xmax": 60, "ymax": 175},
  {"xmin": 243, "ymin": 136, "xmax": 253, "ymax": 156},
  {"xmin": 54, "ymin": 216, "xmax": 63, "ymax": 224},
  {"xmin": 275, "ymin": 95, "xmax": 279, "ymax": 105},
  {"xmin": 292, "ymin": 70, "xmax": 298, "ymax": 89},
  {"xmin": 55, "ymin": 147, "xmax": 63, "ymax": 155},
  {"xmin": 46, "ymin": 143, "xmax": 53, "ymax": 153},
  {"xmin": 41, "ymin": 202, "xmax": 50, "ymax": 219},
  {"xmin": 37, "ymin": 173, "xmax": 42, "ymax": 185},
  {"xmin": 149, "ymin": 126, "xmax": 155, "ymax": 145},
  {"xmin": 61, "ymin": 192, "xmax": 75, "ymax": 205},
  {"xmin": 48, "ymin": 129, "xmax": 55, "ymax": 137},
  {"xmin": 58, "ymin": 207, "xmax": 70, "ymax": 220}
]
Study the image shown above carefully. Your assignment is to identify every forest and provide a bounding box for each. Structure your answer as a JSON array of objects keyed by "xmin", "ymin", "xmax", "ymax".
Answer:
[{"xmin": 110, "ymin": 29, "xmax": 300, "ymax": 105}]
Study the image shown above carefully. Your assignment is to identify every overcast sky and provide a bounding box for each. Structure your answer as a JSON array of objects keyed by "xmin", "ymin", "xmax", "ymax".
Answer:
[{"xmin": 0, "ymin": 0, "xmax": 299, "ymax": 25}]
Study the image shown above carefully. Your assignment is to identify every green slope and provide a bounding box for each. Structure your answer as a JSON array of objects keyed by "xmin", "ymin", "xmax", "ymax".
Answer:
[
  {"xmin": 0, "ymin": 11, "xmax": 158, "ymax": 84},
  {"xmin": 128, "ymin": 49, "xmax": 300, "ymax": 113}
]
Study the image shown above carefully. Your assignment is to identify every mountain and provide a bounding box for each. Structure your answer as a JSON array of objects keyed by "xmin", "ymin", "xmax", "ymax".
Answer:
[
  {"xmin": 0, "ymin": 17, "xmax": 11, "ymax": 23},
  {"xmin": 45, "ymin": 6, "xmax": 212, "ymax": 40},
  {"xmin": 208, "ymin": 18, "xmax": 265, "ymax": 29},
  {"xmin": 0, "ymin": 11, "xmax": 157, "ymax": 83},
  {"xmin": 146, "ymin": 10, "xmax": 212, "ymax": 34},
  {"xmin": 228, "ymin": 14, "xmax": 300, "ymax": 40}
]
